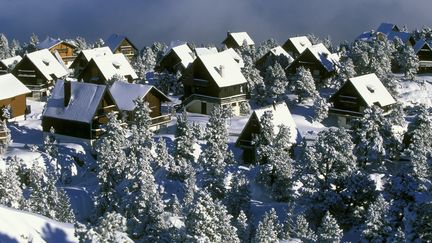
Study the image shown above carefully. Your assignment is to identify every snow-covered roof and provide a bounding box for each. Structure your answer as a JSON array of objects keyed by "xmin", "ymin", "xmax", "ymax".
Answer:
[
  {"xmin": 195, "ymin": 47, "xmax": 218, "ymax": 56},
  {"xmin": 287, "ymin": 36, "xmax": 312, "ymax": 54},
  {"xmin": 109, "ymin": 81, "xmax": 170, "ymax": 111},
  {"xmin": 105, "ymin": 34, "xmax": 136, "ymax": 52},
  {"xmin": 43, "ymin": 80, "xmax": 107, "ymax": 123},
  {"xmin": 387, "ymin": 31, "xmax": 413, "ymax": 44},
  {"xmin": 0, "ymin": 74, "xmax": 31, "ymax": 100},
  {"xmin": 413, "ymin": 40, "xmax": 431, "ymax": 54},
  {"xmin": 0, "ymin": 55, "xmax": 22, "ymax": 68},
  {"xmin": 37, "ymin": 37, "xmax": 61, "ymax": 50},
  {"xmin": 91, "ymin": 53, "xmax": 138, "ymax": 81},
  {"xmin": 307, "ymin": 43, "xmax": 339, "ymax": 72},
  {"xmin": 226, "ymin": 32, "xmax": 255, "ymax": 46},
  {"xmin": 198, "ymin": 51, "xmax": 247, "ymax": 88},
  {"xmin": 81, "ymin": 47, "xmax": 113, "ymax": 61},
  {"xmin": 243, "ymin": 102, "xmax": 298, "ymax": 144},
  {"xmin": 269, "ymin": 46, "xmax": 294, "ymax": 62},
  {"xmin": 26, "ymin": 49, "xmax": 69, "ymax": 81},
  {"xmin": 221, "ymin": 48, "xmax": 245, "ymax": 68},
  {"xmin": 171, "ymin": 44, "xmax": 196, "ymax": 69},
  {"xmin": 348, "ymin": 73, "xmax": 396, "ymax": 107},
  {"xmin": 376, "ymin": 23, "xmax": 399, "ymax": 35}
]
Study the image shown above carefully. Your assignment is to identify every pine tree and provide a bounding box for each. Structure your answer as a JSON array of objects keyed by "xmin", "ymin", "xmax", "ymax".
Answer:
[
  {"xmin": 44, "ymin": 127, "xmax": 58, "ymax": 159},
  {"xmin": 151, "ymin": 42, "xmax": 168, "ymax": 64},
  {"xmin": 333, "ymin": 49, "xmax": 356, "ymax": 89},
  {"xmin": 9, "ymin": 39, "xmax": 22, "ymax": 57},
  {"xmin": 240, "ymin": 101, "xmax": 251, "ymax": 116},
  {"xmin": 141, "ymin": 46, "xmax": 157, "ymax": 72},
  {"xmin": 0, "ymin": 33, "xmax": 10, "ymax": 59},
  {"xmin": 264, "ymin": 62, "xmax": 288, "ymax": 101},
  {"xmin": 253, "ymin": 208, "xmax": 281, "ymax": 243},
  {"xmin": 168, "ymin": 111, "xmax": 195, "ymax": 181},
  {"xmin": 392, "ymin": 227, "xmax": 406, "ymax": 243},
  {"xmin": 312, "ymin": 95, "xmax": 329, "ymax": 123},
  {"xmin": 293, "ymin": 214, "xmax": 317, "ymax": 243},
  {"xmin": 317, "ymin": 211, "xmax": 343, "ymax": 243},
  {"xmin": 361, "ymin": 194, "xmax": 391, "ymax": 242},
  {"xmin": 414, "ymin": 202, "xmax": 432, "ymax": 241},
  {"xmin": 92, "ymin": 38, "xmax": 105, "ymax": 48},
  {"xmin": 224, "ymin": 172, "xmax": 251, "ymax": 218},
  {"xmin": 281, "ymin": 203, "xmax": 295, "ymax": 240},
  {"xmin": 131, "ymin": 55, "xmax": 147, "ymax": 81},
  {"xmin": 199, "ymin": 106, "xmax": 233, "ymax": 199},
  {"xmin": 256, "ymin": 38, "xmax": 278, "ymax": 60},
  {"xmin": 185, "ymin": 191, "xmax": 240, "ymax": 242},
  {"xmin": 94, "ymin": 112, "xmax": 127, "ymax": 216},
  {"xmin": 254, "ymin": 111, "xmax": 275, "ymax": 164},
  {"xmin": 75, "ymin": 212, "xmax": 132, "ymax": 243},
  {"xmin": 293, "ymin": 66, "xmax": 318, "ymax": 103},
  {"xmin": 0, "ymin": 156, "xmax": 23, "ymax": 209},
  {"xmin": 25, "ymin": 33, "xmax": 39, "ymax": 53},
  {"xmin": 235, "ymin": 210, "xmax": 251, "ymax": 243},
  {"xmin": 154, "ymin": 138, "xmax": 171, "ymax": 170},
  {"xmin": 74, "ymin": 36, "xmax": 89, "ymax": 53}
]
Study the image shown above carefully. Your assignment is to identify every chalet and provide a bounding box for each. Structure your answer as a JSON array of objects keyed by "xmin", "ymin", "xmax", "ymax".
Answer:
[
  {"xmin": 109, "ymin": 81, "xmax": 172, "ymax": 128},
  {"xmin": 221, "ymin": 48, "xmax": 245, "ymax": 68},
  {"xmin": 236, "ymin": 102, "xmax": 298, "ymax": 163},
  {"xmin": 155, "ymin": 43, "xmax": 196, "ymax": 73},
  {"xmin": 329, "ymin": 73, "xmax": 396, "ymax": 128},
  {"xmin": 12, "ymin": 49, "xmax": 68, "ymax": 98},
  {"xmin": 69, "ymin": 47, "xmax": 113, "ymax": 77},
  {"xmin": 0, "ymin": 56, "xmax": 22, "ymax": 75},
  {"xmin": 282, "ymin": 36, "xmax": 313, "ymax": 59},
  {"xmin": 181, "ymin": 51, "xmax": 248, "ymax": 116},
  {"xmin": 42, "ymin": 80, "xmax": 120, "ymax": 140},
  {"xmin": 0, "ymin": 74, "xmax": 31, "ymax": 119},
  {"xmin": 286, "ymin": 43, "xmax": 339, "ymax": 82},
  {"xmin": 37, "ymin": 37, "xmax": 77, "ymax": 66},
  {"xmin": 105, "ymin": 34, "xmax": 138, "ymax": 61},
  {"xmin": 222, "ymin": 31, "xmax": 255, "ymax": 49},
  {"xmin": 78, "ymin": 53, "xmax": 138, "ymax": 84},
  {"xmin": 255, "ymin": 46, "xmax": 293, "ymax": 71},
  {"xmin": 413, "ymin": 40, "xmax": 432, "ymax": 73},
  {"xmin": 356, "ymin": 23, "xmax": 415, "ymax": 46}
]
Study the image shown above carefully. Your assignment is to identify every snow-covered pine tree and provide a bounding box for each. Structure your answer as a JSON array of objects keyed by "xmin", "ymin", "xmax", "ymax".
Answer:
[
  {"xmin": 235, "ymin": 210, "xmax": 251, "ymax": 243},
  {"xmin": 414, "ymin": 202, "xmax": 432, "ymax": 242},
  {"xmin": 154, "ymin": 70, "xmax": 178, "ymax": 94},
  {"xmin": 224, "ymin": 172, "xmax": 251, "ymax": 218},
  {"xmin": 264, "ymin": 62, "xmax": 288, "ymax": 101},
  {"xmin": 0, "ymin": 33, "xmax": 10, "ymax": 59},
  {"xmin": 24, "ymin": 33, "xmax": 39, "ymax": 53},
  {"xmin": 361, "ymin": 194, "xmax": 391, "ymax": 242},
  {"xmin": 239, "ymin": 101, "xmax": 251, "ymax": 116},
  {"xmin": 9, "ymin": 39, "xmax": 22, "ymax": 57},
  {"xmin": 317, "ymin": 211, "xmax": 343, "ymax": 243},
  {"xmin": 199, "ymin": 105, "xmax": 232, "ymax": 199},
  {"xmin": 169, "ymin": 111, "xmax": 195, "ymax": 181},
  {"xmin": 293, "ymin": 213, "xmax": 317, "ymax": 243},
  {"xmin": 44, "ymin": 126, "xmax": 58, "ymax": 160},
  {"xmin": 185, "ymin": 191, "xmax": 240, "ymax": 242},
  {"xmin": 94, "ymin": 112, "xmax": 127, "ymax": 216},
  {"xmin": 253, "ymin": 110, "xmax": 274, "ymax": 164},
  {"xmin": 141, "ymin": 46, "xmax": 157, "ymax": 72},
  {"xmin": 0, "ymin": 156, "xmax": 24, "ymax": 209},
  {"xmin": 333, "ymin": 50, "xmax": 356, "ymax": 89},
  {"xmin": 92, "ymin": 38, "xmax": 105, "ymax": 48},
  {"xmin": 151, "ymin": 42, "xmax": 168, "ymax": 64},
  {"xmin": 74, "ymin": 36, "xmax": 89, "ymax": 54},
  {"xmin": 131, "ymin": 55, "xmax": 147, "ymax": 81},
  {"xmin": 253, "ymin": 208, "xmax": 281, "ymax": 243},
  {"xmin": 398, "ymin": 43, "xmax": 419, "ymax": 80},
  {"xmin": 299, "ymin": 128, "xmax": 357, "ymax": 223},
  {"xmin": 75, "ymin": 212, "xmax": 132, "ymax": 243},
  {"xmin": 154, "ymin": 138, "xmax": 171, "ymax": 170},
  {"xmin": 293, "ymin": 66, "xmax": 318, "ymax": 103},
  {"xmin": 312, "ymin": 95, "xmax": 329, "ymax": 123},
  {"xmin": 256, "ymin": 38, "xmax": 278, "ymax": 60},
  {"xmin": 280, "ymin": 203, "xmax": 295, "ymax": 240}
]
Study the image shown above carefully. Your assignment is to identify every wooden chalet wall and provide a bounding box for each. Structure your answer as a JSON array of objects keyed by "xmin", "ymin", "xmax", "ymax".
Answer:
[
  {"xmin": 145, "ymin": 91, "xmax": 162, "ymax": 117},
  {"xmin": 286, "ymin": 50, "xmax": 335, "ymax": 80},
  {"xmin": 223, "ymin": 36, "xmax": 240, "ymax": 49},
  {"xmin": 12, "ymin": 57, "xmax": 51, "ymax": 90},
  {"xmin": 156, "ymin": 52, "xmax": 182, "ymax": 73},
  {"xmin": 0, "ymin": 94, "xmax": 27, "ymax": 118},
  {"xmin": 0, "ymin": 63, "xmax": 8, "ymax": 75},
  {"xmin": 237, "ymin": 113, "xmax": 260, "ymax": 162},
  {"xmin": 282, "ymin": 41, "xmax": 301, "ymax": 59},
  {"xmin": 183, "ymin": 58, "xmax": 246, "ymax": 99},
  {"xmin": 50, "ymin": 43, "xmax": 76, "ymax": 63},
  {"xmin": 70, "ymin": 54, "xmax": 90, "ymax": 77},
  {"xmin": 79, "ymin": 61, "xmax": 106, "ymax": 84},
  {"xmin": 114, "ymin": 39, "xmax": 137, "ymax": 61},
  {"xmin": 330, "ymin": 82, "xmax": 365, "ymax": 114}
]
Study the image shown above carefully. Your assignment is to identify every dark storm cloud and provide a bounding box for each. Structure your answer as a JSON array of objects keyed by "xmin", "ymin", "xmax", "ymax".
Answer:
[{"xmin": 1, "ymin": 0, "xmax": 432, "ymax": 48}]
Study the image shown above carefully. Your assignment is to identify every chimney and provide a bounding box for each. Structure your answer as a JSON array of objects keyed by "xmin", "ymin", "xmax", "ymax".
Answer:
[
  {"xmin": 64, "ymin": 80, "xmax": 71, "ymax": 106},
  {"xmin": 218, "ymin": 65, "xmax": 225, "ymax": 77}
]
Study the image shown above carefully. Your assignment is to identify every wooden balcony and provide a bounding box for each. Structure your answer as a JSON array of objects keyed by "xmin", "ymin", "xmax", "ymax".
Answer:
[{"xmin": 150, "ymin": 114, "xmax": 172, "ymax": 127}]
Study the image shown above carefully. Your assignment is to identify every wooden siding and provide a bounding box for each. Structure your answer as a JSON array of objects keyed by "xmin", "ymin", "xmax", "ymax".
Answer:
[
  {"xmin": 155, "ymin": 51, "xmax": 183, "ymax": 73},
  {"xmin": 282, "ymin": 40, "xmax": 301, "ymax": 59},
  {"xmin": 330, "ymin": 82, "xmax": 366, "ymax": 114},
  {"xmin": 114, "ymin": 39, "xmax": 137, "ymax": 61},
  {"xmin": 222, "ymin": 36, "xmax": 241, "ymax": 49},
  {"xmin": 286, "ymin": 49, "xmax": 335, "ymax": 81},
  {"xmin": 0, "ymin": 94, "xmax": 27, "ymax": 118},
  {"xmin": 78, "ymin": 60, "xmax": 107, "ymax": 84},
  {"xmin": 49, "ymin": 42, "xmax": 76, "ymax": 64}
]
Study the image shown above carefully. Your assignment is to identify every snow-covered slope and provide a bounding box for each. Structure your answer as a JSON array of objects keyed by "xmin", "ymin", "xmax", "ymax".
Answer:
[{"xmin": 0, "ymin": 205, "xmax": 77, "ymax": 243}]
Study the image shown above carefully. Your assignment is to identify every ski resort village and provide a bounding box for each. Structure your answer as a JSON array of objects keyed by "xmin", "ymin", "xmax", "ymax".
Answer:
[{"xmin": 2, "ymin": 21, "xmax": 432, "ymax": 242}]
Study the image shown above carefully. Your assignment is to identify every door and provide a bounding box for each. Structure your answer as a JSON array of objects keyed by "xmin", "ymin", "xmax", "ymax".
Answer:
[{"xmin": 201, "ymin": 102, "xmax": 207, "ymax": 114}]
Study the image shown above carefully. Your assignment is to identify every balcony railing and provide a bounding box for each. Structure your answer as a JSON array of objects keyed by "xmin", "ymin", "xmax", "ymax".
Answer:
[{"xmin": 150, "ymin": 114, "xmax": 172, "ymax": 126}]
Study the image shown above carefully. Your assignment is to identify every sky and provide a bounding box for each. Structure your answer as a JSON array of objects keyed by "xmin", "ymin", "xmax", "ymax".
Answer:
[{"xmin": 1, "ymin": 0, "xmax": 432, "ymax": 49}]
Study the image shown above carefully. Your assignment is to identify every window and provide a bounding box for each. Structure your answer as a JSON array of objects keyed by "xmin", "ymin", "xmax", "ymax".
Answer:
[
  {"xmin": 240, "ymin": 86, "xmax": 243, "ymax": 93},
  {"xmin": 313, "ymin": 70, "xmax": 320, "ymax": 76},
  {"xmin": 232, "ymin": 102, "xmax": 237, "ymax": 107}
]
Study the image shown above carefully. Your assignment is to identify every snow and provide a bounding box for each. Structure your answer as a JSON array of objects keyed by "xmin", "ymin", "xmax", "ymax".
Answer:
[
  {"xmin": 0, "ymin": 74, "xmax": 31, "ymax": 100},
  {"xmin": 109, "ymin": 81, "xmax": 170, "ymax": 111},
  {"xmin": 307, "ymin": 43, "xmax": 339, "ymax": 72},
  {"xmin": 286, "ymin": 36, "xmax": 312, "ymax": 54},
  {"xmin": 1, "ymin": 55, "xmax": 22, "ymax": 68},
  {"xmin": 81, "ymin": 47, "xmax": 113, "ymax": 62},
  {"xmin": 171, "ymin": 44, "xmax": 196, "ymax": 69},
  {"xmin": 91, "ymin": 53, "xmax": 138, "ymax": 81},
  {"xmin": 194, "ymin": 47, "xmax": 218, "ymax": 56},
  {"xmin": 220, "ymin": 48, "xmax": 245, "ymax": 68},
  {"xmin": 349, "ymin": 73, "xmax": 396, "ymax": 107},
  {"xmin": 37, "ymin": 37, "xmax": 62, "ymax": 50},
  {"xmin": 398, "ymin": 76, "xmax": 432, "ymax": 106},
  {"xmin": 26, "ymin": 49, "xmax": 69, "ymax": 81},
  {"xmin": 198, "ymin": 51, "xmax": 247, "ymax": 88},
  {"xmin": 0, "ymin": 205, "xmax": 77, "ymax": 243},
  {"xmin": 269, "ymin": 46, "xmax": 294, "ymax": 63},
  {"xmin": 226, "ymin": 31, "xmax": 255, "ymax": 46},
  {"xmin": 43, "ymin": 80, "xmax": 107, "ymax": 123}
]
